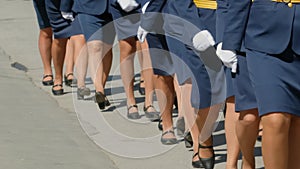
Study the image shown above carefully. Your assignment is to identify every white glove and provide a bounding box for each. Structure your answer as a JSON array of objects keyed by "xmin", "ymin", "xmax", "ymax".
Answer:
[
  {"xmin": 141, "ymin": 1, "xmax": 150, "ymax": 14},
  {"xmin": 61, "ymin": 11, "xmax": 74, "ymax": 21},
  {"xmin": 117, "ymin": 0, "xmax": 139, "ymax": 12},
  {"xmin": 216, "ymin": 43, "xmax": 238, "ymax": 73},
  {"xmin": 192, "ymin": 30, "xmax": 215, "ymax": 51},
  {"xmin": 137, "ymin": 26, "xmax": 149, "ymax": 42}
]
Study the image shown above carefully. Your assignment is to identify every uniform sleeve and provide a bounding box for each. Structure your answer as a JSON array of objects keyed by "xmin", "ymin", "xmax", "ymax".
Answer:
[
  {"xmin": 60, "ymin": 0, "xmax": 74, "ymax": 12},
  {"xmin": 222, "ymin": 0, "xmax": 251, "ymax": 51}
]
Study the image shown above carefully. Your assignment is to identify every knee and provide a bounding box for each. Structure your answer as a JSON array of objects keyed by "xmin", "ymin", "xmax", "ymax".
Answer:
[
  {"xmin": 262, "ymin": 113, "xmax": 291, "ymax": 132},
  {"xmin": 87, "ymin": 42, "xmax": 103, "ymax": 53},
  {"xmin": 239, "ymin": 110, "xmax": 259, "ymax": 126},
  {"xmin": 40, "ymin": 27, "xmax": 52, "ymax": 39}
]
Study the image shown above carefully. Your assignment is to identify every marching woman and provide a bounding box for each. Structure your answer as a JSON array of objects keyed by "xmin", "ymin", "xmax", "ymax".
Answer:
[
  {"xmin": 45, "ymin": 0, "xmax": 82, "ymax": 95},
  {"xmin": 33, "ymin": 0, "xmax": 53, "ymax": 86},
  {"xmin": 72, "ymin": 0, "xmax": 115, "ymax": 108},
  {"xmin": 138, "ymin": 0, "xmax": 178, "ymax": 144},
  {"xmin": 164, "ymin": 0, "xmax": 226, "ymax": 168},
  {"xmin": 218, "ymin": 0, "xmax": 300, "ymax": 168},
  {"xmin": 215, "ymin": 0, "xmax": 241, "ymax": 168},
  {"xmin": 110, "ymin": 0, "xmax": 160, "ymax": 120}
]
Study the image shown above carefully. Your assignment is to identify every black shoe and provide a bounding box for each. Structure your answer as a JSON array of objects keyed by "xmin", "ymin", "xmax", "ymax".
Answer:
[
  {"xmin": 77, "ymin": 87, "xmax": 91, "ymax": 100},
  {"xmin": 198, "ymin": 144, "xmax": 215, "ymax": 169},
  {"xmin": 64, "ymin": 73, "xmax": 77, "ymax": 87},
  {"xmin": 176, "ymin": 117, "xmax": 185, "ymax": 137},
  {"xmin": 161, "ymin": 130, "xmax": 177, "ymax": 145},
  {"xmin": 52, "ymin": 84, "xmax": 64, "ymax": 96},
  {"xmin": 42, "ymin": 74, "xmax": 53, "ymax": 86},
  {"xmin": 192, "ymin": 152, "xmax": 204, "ymax": 168},
  {"xmin": 144, "ymin": 105, "xmax": 160, "ymax": 121},
  {"xmin": 138, "ymin": 80, "xmax": 145, "ymax": 95},
  {"xmin": 158, "ymin": 118, "xmax": 163, "ymax": 131},
  {"xmin": 95, "ymin": 91, "xmax": 108, "ymax": 110},
  {"xmin": 127, "ymin": 105, "xmax": 140, "ymax": 119},
  {"xmin": 184, "ymin": 132, "xmax": 193, "ymax": 148}
]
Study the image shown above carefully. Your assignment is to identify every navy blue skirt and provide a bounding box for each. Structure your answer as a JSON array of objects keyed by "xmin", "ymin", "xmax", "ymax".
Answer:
[
  {"xmin": 247, "ymin": 48, "xmax": 300, "ymax": 117},
  {"xmin": 77, "ymin": 13, "xmax": 115, "ymax": 44},
  {"xmin": 33, "ymin": 0, "xmax": 51, "ymax": 29},
  {"xmin": 109, "ymin": 0, "xmax": 141, "ymax": 40},
  {"xmin": 45, "ymin": 0, "xmax": 81, "ymax": 38},
  {"xmin": 146, "ymin": 33, "xmax": 174, "ymax": 76}
]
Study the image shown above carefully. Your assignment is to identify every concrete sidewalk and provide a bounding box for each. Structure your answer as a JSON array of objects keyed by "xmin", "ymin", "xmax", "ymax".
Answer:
[{"xmin": 0, "ymin": 1, "xmax": 264, "ymax": 169}]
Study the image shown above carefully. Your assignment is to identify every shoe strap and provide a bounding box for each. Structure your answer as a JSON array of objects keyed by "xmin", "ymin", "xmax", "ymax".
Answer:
[
  {"xmin": 199, "ymin": 144, "xmax": 213, "ymax": 149},
  {"xmin": 128, "ymin": 104, "xmax": 138, "ymax": 111},
  {"xmin": 162, "ymin": 130, "xmax": 175, "ymax": 136},
  {"xmin": 193, "ymin": 152, "xmax": 199, "ymax": 158},
  {"xmin": 65, "ymin": 73, "xmax": 73, "ymax": 79},
  {"xmin": 144, "ymin": 105, "xmax": 154, "ymax": 111},
  {"xmin": 43, "ymin": 74, "xmax": 53, "ymax": 79},
  {"xmin": 53, "ymin": 84, "xmax": 63, "ymax": 87}
]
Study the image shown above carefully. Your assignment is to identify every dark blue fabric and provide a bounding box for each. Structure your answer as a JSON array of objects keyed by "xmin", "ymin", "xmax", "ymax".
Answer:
[
  {"xmin": 146, "ymin": 33, "xmax": 174, "ymax": 76},
  {"xmin": 73, "ymin": 0, "xmax": 109, "ymax": 15},
  {"xmin": 45, "ymin": 0, "xmax": 80, "ymax": 38},
  {"xmin": 109, "ymin": 0, "xmax": 141, "ymax": 40},
  {"xmin": 233, "ymin": 55, "xmax": 257, "ymax": 112},
  {"xmin": 77, "ymin": 13, "xmax": 115, "ymax": 43},
  {"xmin": 33, "ymin": 0, "xmax": 51, "ymax": 29},
  {"xmin": 247, "ymin": 47, "xmax": 300, "ymax": 117},
  {"xmin": 60, "ymin": 0, "xmax": 73, "ymax": 12}
]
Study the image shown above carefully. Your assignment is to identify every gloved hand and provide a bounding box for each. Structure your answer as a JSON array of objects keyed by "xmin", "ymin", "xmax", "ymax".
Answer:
[
  {"xmin": 137, "ymin": 26, "xmax": 149, "ymax": 42},
  {"xmin": 192, "ymin": 30, "xmax": 215, "ymax": 51},
  {"xmin": 61, "ymin": 11, "xmax": 74, "ymax": 21},
  {"xmin": 141, "ymin": 1, "xmax": 150, "ymax": 14},
  {"xmin": 117, "ymin": 0, "xmax": 139, "ymax": 12},
  {"xmin": 216, "ymin": 43, "xmax": 238, "ymax": 73}
]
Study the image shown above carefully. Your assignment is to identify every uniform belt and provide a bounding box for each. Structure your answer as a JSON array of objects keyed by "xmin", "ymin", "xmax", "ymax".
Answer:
[
  {"xmin": 193, "ymin": 0, "xmax": 217, "ymax": 9},
  {"xmin": 272, "ymin": 0, "xmax": 300, "ymax": 7}
]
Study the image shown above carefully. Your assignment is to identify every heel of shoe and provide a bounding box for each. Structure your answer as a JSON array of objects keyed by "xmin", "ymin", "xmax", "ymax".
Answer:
[
  {"xmin": 198, "ymin": 144, "xmax": 215, "ymax": 169},
  {"xmin": 77, "ymin": 87, "xmax": 91, "ymax": 100},
  {"xmin": 95, "ymin": 92, "xmax": 107, "ymax": 110},
  {"xmin": 52, "ymin": 84, "xmax": 64, "ymax": 96},
  {"xmin": 184, "ymin": 132, "xmax": 193, "ymax": 148}
]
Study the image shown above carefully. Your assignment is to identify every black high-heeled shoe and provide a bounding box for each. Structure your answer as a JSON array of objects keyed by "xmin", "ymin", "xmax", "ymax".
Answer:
[
  {"xmin": 42, "ymin": 74, "xmax": 53, "ymax": 86},
  {"xmin": 52, "ymin": 84, "xmax": 64, "ymax": 96},
  {"xmin": 95, "ymin": 91, "xmax": 109, "ymax": 110},
  {"xmin": 192, "ymin": 152, "xmax": 204, "ymax": 168},
  {"xmin": 127, "ymin": 105, "xmax": 140, "ymax": 119},
  {"xmin": 184, "ymin": 132, "xmax": 193, "ymax": 148},
  {"xmin": 64, "ymin": 73, "xmax": 77, "ymax": 86},
  {"xmin": 144, "ymin": 105, "xmax": 160, "ymax": 121},
  {"xmin": 198, "ymin": 144, "xmax": 215, "ymax": 169},
  {"xmin": 158, "ymin": 118, "xmax": 163, "ymax": 131},
  {"xmin": 77, "ymin": 87, "xmax": 91, "ymax": 100}
]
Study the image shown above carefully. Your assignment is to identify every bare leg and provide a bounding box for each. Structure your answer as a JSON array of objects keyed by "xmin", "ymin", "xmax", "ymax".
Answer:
[
  {"xmin": 52, "ymin": 38, "xmax": 68, "ymax": 90},
  {"xmin": 137, "ymin": 42, "xmax": 146, "ymax": 93},
  {"xmin": 119, "ymin": 37, "xmax": 137, "ymax": 113},
  {"xmin": 64, "ymin": 39, "xmax": 74, "ymax": 80},
  {"xmin": 288, "ymin": 115, "xmax": 300, "ymax": 169},
  {"xmin": 71, "ymin": 35, "xmax": 87, "ymax": 88},
  {"xmin": 225, "ymin": 96, "xmax": 240, "ymax": 169},
  {"xmin": 87, "ymin": 40, "xmax": 111, "ymax": 93},
  {"xmin": 236, "ymin": 108, "xmax": 260, "ymax": 169},
  {"xmin": 179, "ymin": 81, "xmax": 199, "ymax": 162},
  {"xmin": 39, "ymin": 27, "xmax": 53, "ymax": 81},
  {"xmin": 261, "ymin": 113, "xmax": 291, "ymax": 169},
  {"xmin": 197, "ymin": 104, "xmax": 221, "ymax": 158},
  {"xmin": 154, "ymin": 75, "xmax": 175, "ymax": 138}
]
